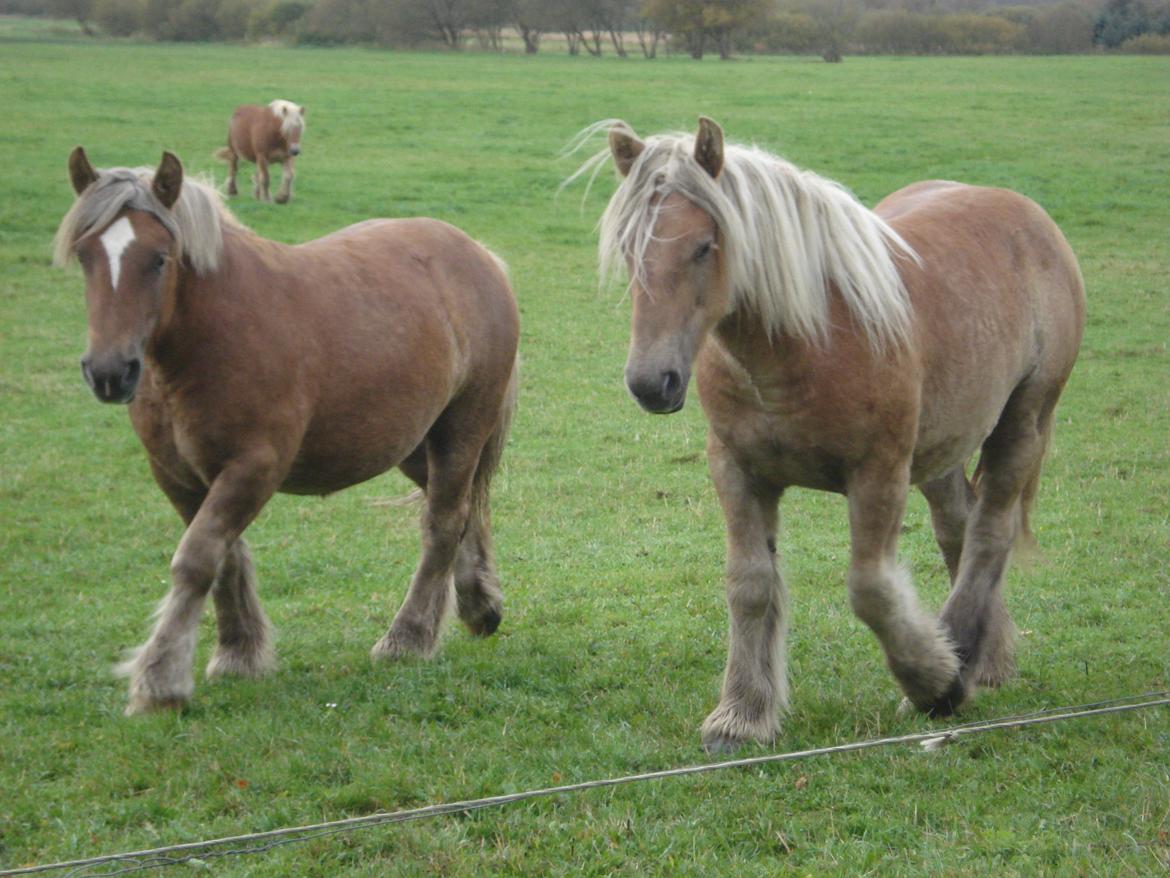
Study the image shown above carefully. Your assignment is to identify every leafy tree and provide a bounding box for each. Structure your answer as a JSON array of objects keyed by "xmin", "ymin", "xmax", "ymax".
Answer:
[
  {"xmin": 633, "ymin": 9, "xmax": 667, "ymax": 56},
  {"xmin": 644, "ymin": 0, "xmax": 773, "ymax": 59},
  {"xmin": 511, "ymin": 0, "xmax": 552, "ymax": 52},
  {"xmin": 48, "ymin": 0, "xmax": 96, "ymax": 34},
  {"xmin": 94, "ymin": 0, "xmax": 143, "ymax": 35},
  {"xmin": 1094, "ymin": 0, "xmax": 1170, "ymax": 47},
  {"xmin": 1025, "ymin": 3, "xmax": 1093, "ymax": 53},
  {"xmin": 297, "ymin": 0, "xmax": 374, "ymax": 44},
  {"xmin": 467, "ymin": 0, "xmax": 510, "ymax": 49}
]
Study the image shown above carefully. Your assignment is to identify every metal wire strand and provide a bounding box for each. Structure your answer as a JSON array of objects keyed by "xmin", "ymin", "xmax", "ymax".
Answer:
[{"xmin": 3, "ymin": 692, "xmax": 1166, "ymax": 878}]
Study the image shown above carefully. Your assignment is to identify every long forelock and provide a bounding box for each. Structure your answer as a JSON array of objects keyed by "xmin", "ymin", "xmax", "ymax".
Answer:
[
  {"xmin": 594, "ymin": 130, "xmax": 917, "ymax": 350},
  {"xmin": 53, "ymin": 166, "xmax": 243, "ymax": 277},
  {"xmin": 269, "ymin": 99, "xmax": 304, "ymax": 137}
]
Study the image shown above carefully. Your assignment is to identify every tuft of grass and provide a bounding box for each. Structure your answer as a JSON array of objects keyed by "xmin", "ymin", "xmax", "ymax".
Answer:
[{"xmin": 1, "ymin": 39, "xmax": 1167, "ymax": 874}]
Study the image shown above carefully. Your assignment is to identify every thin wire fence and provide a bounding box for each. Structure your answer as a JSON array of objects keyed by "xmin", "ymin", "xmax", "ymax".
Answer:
[{"xmin": 3, "ymin": 690, "xmax": 1167, "ymax": 877}]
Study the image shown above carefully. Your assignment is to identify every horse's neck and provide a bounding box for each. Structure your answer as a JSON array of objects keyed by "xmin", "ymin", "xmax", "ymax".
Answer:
[
  {"xmin": 712, "ymin": 307, "xmax": 812, "ymax": 378},
  {"xmin": 150, "ymin": 234, "xmax": 251, "ymax": 359},
  {"xmin": 711, "ymin": 294, "xmax": 871, "ymax": 384}
]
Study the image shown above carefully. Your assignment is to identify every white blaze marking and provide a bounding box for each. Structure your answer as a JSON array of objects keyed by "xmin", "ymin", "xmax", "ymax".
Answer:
[{"xmin": 100, "ymin": 217, "xmax": 136, "ymax": 290}]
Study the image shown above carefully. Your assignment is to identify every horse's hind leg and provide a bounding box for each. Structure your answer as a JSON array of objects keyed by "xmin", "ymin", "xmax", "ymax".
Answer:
[
  {"xmin": 920, "ymin": 465, "xmax": 976, "ymax": 584},
  {"xmin": 225, "ymin": 150, "xmax": 239, "ymax": 196},
  {"xmin": 206, "ymin": 539, "xmax": 275, "ymax": 680},
  {"xmin": 938, "ymin": 391, "xmax": 1056, "ymax": 699},
  {"xmin": 397, "ymin": 445, "xmax": 502, "ymax": 637},
  {"xmin": 373, "ymin": 425, "xmax": 483, "ymax": 660},
  {"xmin": 452, "ymin": 509, "xmax": 503, "ymax": 637},
  {"xmin": 846, "ymin": 457, "xmax": 962, "ymax": 714}
]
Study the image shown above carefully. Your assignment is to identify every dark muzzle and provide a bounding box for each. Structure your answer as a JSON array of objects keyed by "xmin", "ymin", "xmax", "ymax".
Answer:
[
  {"xmin": 626, "ymin": 367, "xmax": 687, "ymax": 414},
  {"xmin": 81, "ymin": 354, "xmax": 141, "ymax": 404}
]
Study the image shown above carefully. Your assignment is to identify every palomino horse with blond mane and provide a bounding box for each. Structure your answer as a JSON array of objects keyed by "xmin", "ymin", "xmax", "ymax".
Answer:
[
  {"xmin": 215, "ymin": 99, "xmax": 305, "ymax": 203},
  {"xmin": 54, "ymin": 147, "xmax": 519, "ymax": 715},
  {"xmin": 587, "ymin": 118, "xmax": 1084, "ymax": 752}
]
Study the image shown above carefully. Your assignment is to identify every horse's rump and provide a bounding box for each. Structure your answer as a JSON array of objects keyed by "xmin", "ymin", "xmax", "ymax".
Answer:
[{"xmin": 877, "ymin": 182, "xmax": 1085, "ymax": 485}]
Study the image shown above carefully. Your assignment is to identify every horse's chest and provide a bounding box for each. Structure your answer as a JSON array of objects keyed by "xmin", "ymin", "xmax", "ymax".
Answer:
[{"xmin": 697, "ymin": 359, "xmax": 852, "ymax": 493}]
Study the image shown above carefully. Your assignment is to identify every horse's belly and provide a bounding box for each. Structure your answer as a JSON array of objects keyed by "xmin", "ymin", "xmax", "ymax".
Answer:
[
  {"xmin": 281, "ymin": 402, "xmax": 440, "ymax": 495},
  {"xmin": 280, "ymin": 444, "xmax": 416, "ymax": 495}
]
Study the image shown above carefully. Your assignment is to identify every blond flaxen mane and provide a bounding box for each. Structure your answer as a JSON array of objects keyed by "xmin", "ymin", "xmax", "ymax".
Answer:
[
  {"xmin": 269, "ymin": 99, "xmax": 305, "ymax": 137},
  {"xmin": 53, "ymin": 167, "xmax": 243, "ymax": 276},
  {"xmin": 568, "ymin": 121, "xmax": 919, "ymax": 349}
]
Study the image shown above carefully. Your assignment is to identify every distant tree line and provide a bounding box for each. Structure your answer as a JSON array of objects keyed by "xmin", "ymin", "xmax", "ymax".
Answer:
[{"xmin": 8, "ymin": 0, "xmax": 1170, "ymax": 55}]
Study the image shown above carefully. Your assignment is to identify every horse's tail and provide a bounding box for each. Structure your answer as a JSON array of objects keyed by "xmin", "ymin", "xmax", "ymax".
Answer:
[
  {"xmin": 470, "ymin": 353, "xmax": 519, "ymax": 525},
  {"xmin": 971, "ymin": 412, "xmax": 1052, "ymax": 566},
  {"xmin": 213, "ymin": 146, "xmax": 233, "ymax": 163},
  {"xmin": 1012, "ymin": 410, "xmax": 1055, "ymax": 564}
]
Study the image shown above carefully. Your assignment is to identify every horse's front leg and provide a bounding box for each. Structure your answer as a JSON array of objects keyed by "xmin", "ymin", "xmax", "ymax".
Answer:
[
  {"xmin": 254, "ymin": 157, "xmax": 270, "ymax": 201},
  {"xmin": 700, "ymin": 434, "xmax": 787, "ymax": 753},
  {"xmin": 120, "ymin": 456, "xmax": 281, "ymax": 714},
  {"xmin": 274, "ymin": 157, "xmax": 295, "ymax": 204},
  {"xmin": 845, "ymin": 458, "xmax": 962, "ymax": 713}
]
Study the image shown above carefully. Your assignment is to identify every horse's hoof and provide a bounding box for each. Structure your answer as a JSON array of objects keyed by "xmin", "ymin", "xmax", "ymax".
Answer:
[
  {"xmin": 124, "ymin": 693, "xmax": 187, "ymax": 716},
  {"xmin": 921, "ymin": 676, "xmax": 968, "ymax": 718},
  {"xmin": 701, "ymin": 732, "xmax": 746, "ymax": 756},
  {"xmin": 274, "ymin": 194, "xmax": 290, "ymax": 205},
  {"xmin": 370, "ymin": 625, "xmax": 436, "ymax": 661},
  {"xmin": 463, "ymin": 607, "xmax": 501, "ymax": 637},
  {"xmin": 206, "ymin": 644, "xmax": 275, "ymax": 679},
  {"xmin": 457, "ymin": 597, "xmax": 502, "ymax": 637},
  {"xmin": 700, "ymin": 704, "xmax": 777, "ymax": 755}
]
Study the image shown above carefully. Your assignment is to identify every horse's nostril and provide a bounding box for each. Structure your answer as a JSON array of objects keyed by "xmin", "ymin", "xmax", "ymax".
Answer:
[
  {"xmin": 662, "ymin": 370, "xmax": 682, "ymax": 400},
  {"xmin": 80, "ymin": 358, "xmax": 95, "ymax": 390},
  {"xmin": 124, "ymin": 358, "xmax": 141, "ymax": 386}
]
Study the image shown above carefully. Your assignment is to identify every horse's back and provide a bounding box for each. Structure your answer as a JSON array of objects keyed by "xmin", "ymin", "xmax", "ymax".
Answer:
[
  {"xmin": 226, "ymin": 105, "xmax": 274, "ymax": 158},
  {"xmin": 298, "ymin": 217, "xmax": 514, "ymax": 314},
  {"xmin": 880, "ymin": 180, "xmax": 1084, "ymax": 354}
]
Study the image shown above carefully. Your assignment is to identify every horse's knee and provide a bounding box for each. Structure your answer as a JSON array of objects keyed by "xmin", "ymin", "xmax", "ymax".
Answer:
[
  {"xmin": 170, "ymin": 539, "xmax": 221, "ymax": 594},
  {"xmin": 846, "ymin": 563, "xmax": 902, "ymax": 631},
  {"xmin": 726, "ymin": 561, "xmax": 779, "ymax": 620}
]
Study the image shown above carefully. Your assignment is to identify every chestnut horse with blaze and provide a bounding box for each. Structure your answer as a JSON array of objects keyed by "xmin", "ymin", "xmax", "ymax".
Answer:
[
  {"xmin": 582, "ymin": 117, "xmax": 1084, "ymax": 752},
  {"xmin": 54, "ymin": 147, "xmax": 519, "ymax": 715},
  {"xmin": 215, "ymin": 99, "xmax": 305, "ymax": 203}
]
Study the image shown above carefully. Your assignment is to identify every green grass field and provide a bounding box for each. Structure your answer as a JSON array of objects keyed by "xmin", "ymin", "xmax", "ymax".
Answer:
[{"xmin": 1, "ymin": 22, "xmax": 1168, "ymax": 875}]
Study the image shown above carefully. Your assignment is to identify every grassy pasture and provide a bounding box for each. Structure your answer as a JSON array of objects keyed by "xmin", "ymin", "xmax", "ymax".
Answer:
[{"xmin": 1, "ymin": 25, "xmax": 1168, "ymax": 875}]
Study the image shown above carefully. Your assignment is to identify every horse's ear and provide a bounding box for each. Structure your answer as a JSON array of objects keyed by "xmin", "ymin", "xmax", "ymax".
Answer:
[
  {"xmin": 609, "ymin": 123, "xmax": 645, "ymax": 178},
  {"xmin": 68, "ymin": 146, "xmax": 98, "ymax": 195},
  {"xmin": 694, "ymin": 116, "xmax": 724, "ymax": 180},
  {"xmin": 152, "ymin": 151, "xmax": 183, "ymax": 209}
]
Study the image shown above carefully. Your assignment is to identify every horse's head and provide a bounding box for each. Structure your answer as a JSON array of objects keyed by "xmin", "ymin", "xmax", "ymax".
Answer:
[
  {"xmin": 63, "ymin": 147, "xmax": 183, "ymax": 404},
  {"xmin": 607, "ymin": 117, "xmax": 731, "ymax": 414},
  {"xmin": 271, "ymin": 100, "xmax": 306, "ymax": 157}
]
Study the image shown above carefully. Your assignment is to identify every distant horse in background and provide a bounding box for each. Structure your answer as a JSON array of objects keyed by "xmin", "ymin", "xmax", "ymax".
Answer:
[
  {"xmin": 583, "ymin": 117, "xmax": 1084, "ymax": 752},
  {"xmin": 54, "ymin": 147, "xmax": 520, "ymax": 715},
  {"xmin": 215, "ymin": 99, "xmax": 305, "ymax": 203}
]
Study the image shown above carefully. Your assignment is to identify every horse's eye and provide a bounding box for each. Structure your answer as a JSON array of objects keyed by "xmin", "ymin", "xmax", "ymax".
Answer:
[
  {"xmin": 694, "ymin": 241, "xmax": 714, "ymax": 262},
  {"xmin": 151, "ymin": 253, "xmax": 167, "ymax": 273}
]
